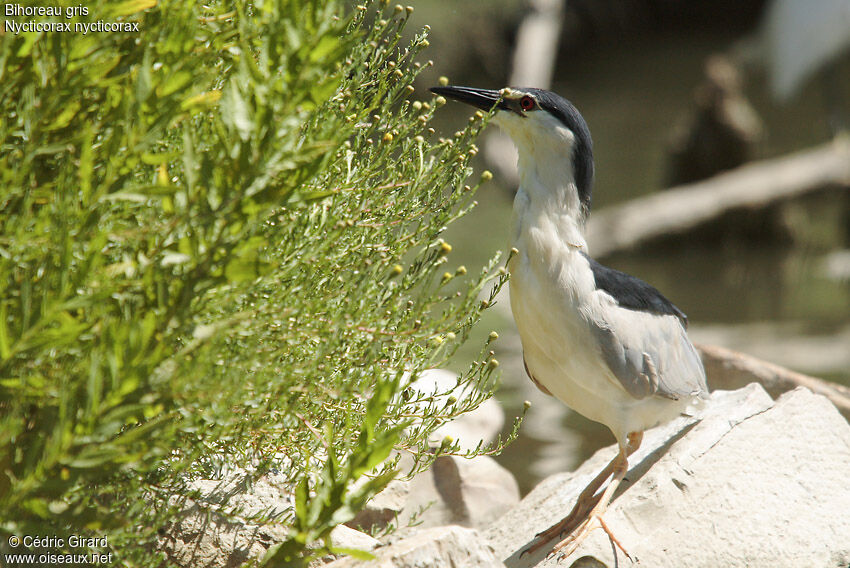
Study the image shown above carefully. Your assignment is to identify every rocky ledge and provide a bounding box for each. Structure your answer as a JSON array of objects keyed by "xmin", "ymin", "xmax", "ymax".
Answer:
[
  {"xmin": 328, "ymin": 384, "xmax": 850, "ymax": 568},
  {"xmin": 165, "ymin": 382, "xmax": 850, "ymax": 568}
]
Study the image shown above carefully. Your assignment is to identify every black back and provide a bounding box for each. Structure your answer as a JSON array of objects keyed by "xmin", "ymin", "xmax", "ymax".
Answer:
[
  {"xmin": 582, "ymin": 252, "xmax": 688, "ymax": 325},
  {"xmin": 523, "ymin": 88, "xmax": 595, "ymax": 218}
]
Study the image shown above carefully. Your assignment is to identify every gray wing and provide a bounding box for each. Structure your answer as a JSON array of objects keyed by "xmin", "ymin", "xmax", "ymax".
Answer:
[{"xmin": 590, "ymin": 308, "xmax": 708, "ymax": 401}]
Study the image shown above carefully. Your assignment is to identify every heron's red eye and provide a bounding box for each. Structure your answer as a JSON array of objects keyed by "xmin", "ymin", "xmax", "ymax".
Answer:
[{"xmin": 520, "ymin": 95, "xmax": 535, "ymax": 111}]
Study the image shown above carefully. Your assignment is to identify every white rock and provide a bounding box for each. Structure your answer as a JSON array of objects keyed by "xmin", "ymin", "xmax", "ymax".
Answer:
[
  {"xmin": 399, "ymin": 455, "xmax": 520, "ymax": 531},
  {"xmin": 486, "ymin": 384, "xmax": 850, "ymax": 567},
  {"xmin": 327, "ymin": 525, "xmax": 380, "ymax": 554},
  {"xmin": 324, "ymin": 525, "xmax": 505, "ymax": 567}
]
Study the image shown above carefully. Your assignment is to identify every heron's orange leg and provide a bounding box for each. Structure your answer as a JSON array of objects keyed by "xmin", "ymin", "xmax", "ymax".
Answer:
[{"xmin": 522, "ymin": 431, "xmax": 643, "ymax": 559}]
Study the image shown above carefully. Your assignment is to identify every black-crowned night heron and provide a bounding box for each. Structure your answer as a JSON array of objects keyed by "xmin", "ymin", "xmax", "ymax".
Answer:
[{"xmin": 431, "ymin": 85, "xmax": 709, "ymax": 559}]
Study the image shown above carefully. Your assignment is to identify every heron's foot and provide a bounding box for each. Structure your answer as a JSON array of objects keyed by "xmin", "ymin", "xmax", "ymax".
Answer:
[
  {"xmin": 519, "ymin": 492, "xmax": 601, "ymax": 557},
  {"xmin": 548, "ymin": 513, "xmax": 632, "ymax": 563}
]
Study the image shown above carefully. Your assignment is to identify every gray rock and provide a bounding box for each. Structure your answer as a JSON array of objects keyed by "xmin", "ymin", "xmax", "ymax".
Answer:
[
  {"xmin": 162, "ymin": 471, "xmax": 293, "ymax": 568},
  {"xmin": 163, "ymin": 470, "xmax": 379, "ymax": 568},
  {"xmin": 324, "ymin": 525, "xmax": 505, "ymax": 567},
  {"xmin": 400, "ymin": 454, "xmax": 520, "ymax": 531},
  {"xmin": 346, "ymin": 368, "xmax": 517, "ymax": 533},
  {"xmin": 348, "ymin": 367, "xmax": 516, "ymax": 534},
  {"xmin": 346, "ymin": 478, "xmax": 410, "ymax": 533},
  {"xmin": 486, "ymin": 385, "xmax": 850, "ymax": 567}
]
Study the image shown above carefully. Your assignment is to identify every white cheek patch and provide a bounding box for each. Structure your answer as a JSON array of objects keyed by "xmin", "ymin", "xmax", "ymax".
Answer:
[{"xmin": 495, "ymin": 110, "xmax": 575, "ymax": 158}]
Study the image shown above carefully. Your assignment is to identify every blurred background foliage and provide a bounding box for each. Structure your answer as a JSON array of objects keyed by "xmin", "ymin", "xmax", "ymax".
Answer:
[{"xmin": 0, "ymin": 0, "xmax": 514, "ymax": 564}]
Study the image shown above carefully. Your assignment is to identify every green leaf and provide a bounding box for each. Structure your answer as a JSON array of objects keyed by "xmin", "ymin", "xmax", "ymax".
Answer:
[
  {"xmin": 0, "ymin": 304, "xmax": 11, "ymax": 360},
  {"xmin": 327, "ymin": 547, "xmax": 375, "ymax": 561},
  {"xmin": 221, "ymin": 80, "xmax": 252, "ymax": 141},
  {"xmin": 47, "ymin": 101, "xmax": 80, "ymax": 130},
  {"xmin": 141, "ymin": 151, "xmax": 180, "ymax": 165},
  {"xmin": 159, "ymin": 70, "xmax": 193, "ymax": 97}
]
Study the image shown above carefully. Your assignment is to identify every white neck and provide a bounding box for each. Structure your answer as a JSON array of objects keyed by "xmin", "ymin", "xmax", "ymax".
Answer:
[{"xmin": 511, "ymin": 149, "xmax": 588, "ymax": 253}]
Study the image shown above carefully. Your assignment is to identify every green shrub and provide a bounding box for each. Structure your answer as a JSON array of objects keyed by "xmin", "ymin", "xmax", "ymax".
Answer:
[{"xmin": 0, "ymin": 1, "xmax": 516, "ymax": 565}]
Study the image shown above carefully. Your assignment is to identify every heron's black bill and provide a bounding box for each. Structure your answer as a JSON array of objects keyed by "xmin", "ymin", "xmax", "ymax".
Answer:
[{"xmin": 430, "ymin": 86, "xmax": 507, "ymax": 112}]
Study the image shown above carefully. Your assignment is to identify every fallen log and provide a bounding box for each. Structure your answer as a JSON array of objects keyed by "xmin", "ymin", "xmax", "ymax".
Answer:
[
  {"xmin": 587, "ymin": 136, "xmax": 850, "ymax": 257},
  {"xmin": 698, "ymin": 343, "xmax": 850, "ymax": 419}
]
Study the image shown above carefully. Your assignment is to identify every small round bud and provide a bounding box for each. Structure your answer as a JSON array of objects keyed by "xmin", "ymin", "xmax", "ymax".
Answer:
[
  {"xmin": 488, "ymin": 331, "xmax": 499, "ymax": 341},
  {"xmin": 481, "ymin": 170, "xmax": 493, "ymax": 182},
  {"xmin": 412, "ymin": 101, "xmax": 422, "ymax": 111},
  {"xmin": 523, "ymin": 400, "xmax": 532, "ymax": 410},
  {"xmin": 441, "ymin": 271, "xmax": 452, "ymax": 283},
  {"xmin": 421, "ymin": 39, "xmax": 430, "ymax": 47},
  {"xmin": 438, "ymin": 241, "xmax": 452, "ymax": 255},
  {"xmin": 446, "ymin": 395, "xmax": 457, "ymax": 404},
  {"xmin": 382, "ymin": 132, "xmax": 394, "ymax": 142},
  {"xmin": 435, "ymin": 96, "xmax": 446, "ymax": 106},
  {"xmin": 487, "ymin": 359, "xmax": 500, "ymax": 370},
  {"xmin": 455, "ymin": 265, "xmax": 467, "ymax": 276},
  {"xmin": 414, "ymin": 135, "xmax": 425, "ymax": 144},
  {"xmin": 430, "ymin": 335, "xmax": 444, "ymax": 346},
  {"xmin": 390, "ymin": 264, "xmax": 403, "ymax": 276},
  {"xmin": 439, "ymin": 76, "xmax": 449, "ymax": 86}
]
